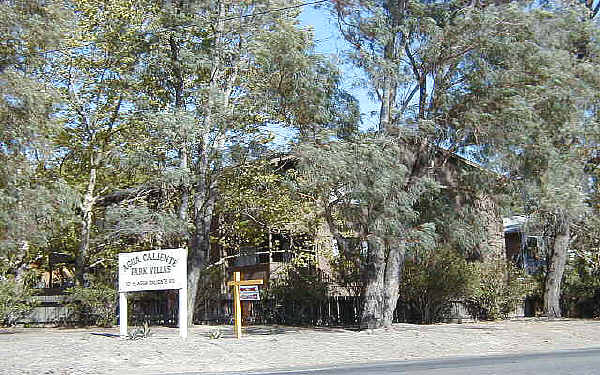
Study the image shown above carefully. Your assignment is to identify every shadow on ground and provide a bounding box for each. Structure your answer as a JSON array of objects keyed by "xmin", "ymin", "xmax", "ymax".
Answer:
[
  {"xmin": 90, "ymin": 332, "xmax": 120, "ymax": 338},
  {"xmin": 0, "ymin": 329, "xmax": 19, "ymax": 334},
  {"xmin": 203, "ymin": 325, "xmax": 358, "ymax": 339}
]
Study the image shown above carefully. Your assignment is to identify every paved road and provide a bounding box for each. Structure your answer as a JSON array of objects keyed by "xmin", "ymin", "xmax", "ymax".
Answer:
[{"xmin": 211, "ymin": 348, "xmax": 600, "ymax": 375}]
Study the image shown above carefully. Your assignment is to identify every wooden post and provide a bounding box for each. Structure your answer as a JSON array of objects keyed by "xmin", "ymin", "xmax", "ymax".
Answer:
[
  {"xmin": 179, "ymin": 251, "xmax": 188, "ymax": 339},
  {"xmin": 227, "ymin": 271, "xmax": 263, "ymax": 339},
  {"xmin": 119, "ymin": 292, "xmax": 127, "ymax": 337},
  {"xmin": 233, "ymin": 272, "xmax": 242, "ymax": 339},
  {"xmin": 179, "ymin": 286, "xmax": 188, "ymax": 338}
]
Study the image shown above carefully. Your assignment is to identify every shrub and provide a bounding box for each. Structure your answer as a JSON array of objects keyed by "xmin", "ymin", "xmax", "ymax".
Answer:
[
  {"xmin": 67, "ymin": 283, "xmax": 117, "ymax": 327},
  {"xmin": 260, "ymin": 253, "xmax": 329, "ymax": 325},
  {"xmin": 561, "ymin": 259, "xmax": 600, "ymax": 318},
  {"xmin": 208, "ymin": 328, "xmax": 223, "ymax": 339},
  {"xmin": 557, "ymin": 213, "xmax": 600, "ymax": 317},
  {"xmin": 466, "ymin": 260, "xmax": 534, "ymax": 320},
  {"xmin": 127, "ymin": 321, "xmax": 151, "ymax": 340},
  {"xmin": 400, "ymin": 247, "xmax": 477, "ymax": 324},
  {"xmin": 0, "ymin": 276, "xmax": 38, "ymax": 326}
]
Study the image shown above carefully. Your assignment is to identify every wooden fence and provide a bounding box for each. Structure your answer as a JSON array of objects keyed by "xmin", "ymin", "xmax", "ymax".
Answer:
[{"xmin": 20, "ymin": 294, "xmax": 506, "ymax": 327}]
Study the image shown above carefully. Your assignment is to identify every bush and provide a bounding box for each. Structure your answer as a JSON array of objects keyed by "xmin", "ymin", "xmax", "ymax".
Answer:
[
  {"xmin": 259, "ymin": 253, "xmax": 329, "ymax": 325},
  {"xmin": 400, "ymin": 247, "xmax": 477, "ymax": 324},
  {"xmin": 67, "ymin": 283, "xmax": 117, "ymax": 327},
  {"xmin": 559, "ymin": 213, "xmax": 600, "ymax": 318},
  {"xmin": 561, "ymin": 260, "xmax": 600, "ymax": 318},
  {"xmin": 0, "ymin": 276, "xmax": 38, "ymax": 326},
  {"xmin": 466, "ymin": 260, "xmax": 534, "ymax": 320}
]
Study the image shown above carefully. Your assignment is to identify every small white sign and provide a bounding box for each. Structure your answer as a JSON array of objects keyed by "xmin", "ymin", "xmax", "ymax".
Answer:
[
  {"xmin": 239, "ymin": 285, "xmax": 260, "ymax": 300},
  {"xmin": 118, "ymin": 248, "xmax": 186, "ymax": 292},
  {"xmin": 240, "ymin": 285, "xmax": 259, "ymax": 293}
]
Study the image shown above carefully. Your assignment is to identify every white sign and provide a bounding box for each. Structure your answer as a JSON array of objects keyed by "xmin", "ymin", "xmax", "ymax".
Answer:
[
  {"xmin": 118, "ymin": 248, "xmax": 186, "ymax": 292},
  {"xmin": 118, "ymin": 248, "xmax": 188, "ymax": 338},
  {"xmin": 239, "ymin": 285, "xmax": 260, "ymax": 301}
]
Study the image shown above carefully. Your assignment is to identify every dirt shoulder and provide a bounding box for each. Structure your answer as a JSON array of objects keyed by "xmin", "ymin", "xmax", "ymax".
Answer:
[{"xmin": 1, "ymin": 319, "xmax": 600, "ymax": 375}]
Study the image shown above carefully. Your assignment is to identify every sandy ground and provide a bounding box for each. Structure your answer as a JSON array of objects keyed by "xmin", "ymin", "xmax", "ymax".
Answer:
[{"xmin": 1, "ymin": 319, "xmax": 600, "ymax": 375}]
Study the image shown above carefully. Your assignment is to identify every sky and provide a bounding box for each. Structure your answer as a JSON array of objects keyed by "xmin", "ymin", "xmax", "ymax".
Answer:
[
  {"xmin": 299, "ymin": 5, "xmax": 380, "ymax": 131},
  {"xmin": 261, "ymin": 3, "xmax": 380, "ymax": 148}
]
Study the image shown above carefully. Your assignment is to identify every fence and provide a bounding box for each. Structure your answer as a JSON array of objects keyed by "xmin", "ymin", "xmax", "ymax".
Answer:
[
  {"xmin": 19, "ymin": 293, "xmax": 497, "ymax": 327},
  {"xmin": 250, "ymin": 295, "xmax": 362, "ymax": 327},
  {"xmin": 211, "ymin": 296, "xmax": 490, "ymax": 327},
  {"xmin": 19, "ymin": 295, "xmax": 72, "ymax": 324},
  {"xmin": 19, "ymin": 290, "xmax": 180, "ymax": 327},
  {"xmin": 129, "ymin": 296, "xmax": 179, "ymax": 326}
]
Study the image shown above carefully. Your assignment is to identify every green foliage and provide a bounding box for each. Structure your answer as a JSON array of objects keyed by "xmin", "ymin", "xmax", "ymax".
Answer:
[
  {"xmin": 127, "ymin": 321, "xmax": 151, "ymax": 340},
  {"xmin": 297, "ymin": 133, "xmax": 439, "ymax": 326},
  {"xmin": 297, "ymin": 133, "xmax": 439, "ymax": 241},
  {"xmin": 216, "ymin": 161, "xmax": 318, "ymax": 255},
  {"xmin": 328, "ymin": 247, "xmax": 363, "ymax": 297},
  {"xmin": 0, "ymin": 276, "xmax": 38, "ymax": 327},
  {"xmin": 416, "ymin": 178, "xmax": 503, "ymax": 262},
  {"xmin": 561, "ymin": 215, "xmax": 600, "ymax": 317},
  {"xmin": 0, "ymin": 0, "xmax": 76, "ymax": 268},
  {"xmin": 102, "ymin": 204, "xmax": 186, "ymax": 249},
  {"xmin": 261, "ymin": 253, "xmax": 329, "ymax": 325},
  {"xmin": 3, "ymin": 0, "xmax": 600, "ymax": 327},
  {"xmin": 561, "ymin": 262, "xmax": 600, "ymax": 318},
  {"xmin": 0, "ymin": 0, "xmax": 69, "ymax": 70},
  {"xmin": 208, "ymin": 328, "xmax": 223, "ymax": 340},
  {"xmin": 270, "ymin": 254, "xmax": 328, "ymax": 303},
  {"xmin": 67, "ymin": 283, "xmax": 117, "ymax": 327},
  {"xmin": 400, "ymin": 247, "xmax": 476, "ymax": 324},
  {"xmin": 466, "ymin": 261, "xmax": 534, "ymax": 321}
]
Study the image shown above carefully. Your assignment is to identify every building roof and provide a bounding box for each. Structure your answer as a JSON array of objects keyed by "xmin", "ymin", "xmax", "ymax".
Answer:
[{"xmin": 503, "ymin": 215, "xmax": 528, "ymax": 233}]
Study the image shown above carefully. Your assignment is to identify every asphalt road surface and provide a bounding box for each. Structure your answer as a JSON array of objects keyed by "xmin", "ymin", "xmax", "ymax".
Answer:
[{"xmin": 209, "ymin": 348, "xmax": 600, "ymax": 375}]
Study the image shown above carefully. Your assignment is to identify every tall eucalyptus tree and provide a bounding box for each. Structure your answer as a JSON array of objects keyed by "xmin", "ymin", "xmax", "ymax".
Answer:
[
  {"xmin": 296, "ymin": 134, "xmax": 439, "ymax": 328},
  {"xmin": 124, "ymin": 0, "xmax": 349, "ymax": 324},
  {"xmin": 0, "ymin": 0, "xmax": 73, "ymax": 274},
  {"xmin": 50, "ymin": 0, "xmax": 152, "ymax": 284},
  {"xmin": 330, "ymin": 0, "xmax": 600, "ymax": 323}
]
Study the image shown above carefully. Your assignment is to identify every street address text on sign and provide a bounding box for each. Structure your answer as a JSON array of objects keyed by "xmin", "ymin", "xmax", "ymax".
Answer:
[{"xmin": 118, "ymin": 248, "xmax": 187, "ymax": 292}]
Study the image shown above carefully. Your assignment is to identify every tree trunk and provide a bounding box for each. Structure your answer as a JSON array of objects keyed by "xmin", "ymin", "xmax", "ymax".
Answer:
[
  {"xmin": 185, "ymin": 0, "xmax": 228, "ymax": 326},
  {"xmin": 361, "ymin": 238, "xmax": 386, "ymax": 329},
  {"xmin": 169, "ymin": 12, "xmax": 188, "ymax": 244},
  {"xmin": 324, "ymin": 205, "xmax": 351, "ymax": 256},
  {"xmin": 544, "ymin": 219, "xmax": 570, "ymax": 318},
  {"xmin": 178, "ymin": 148, "xmax": 189, "ymax": 226},
  {"xmin": 474, "ymin": 194, "xmax": 505, "ymax": 262},
  {"xmin": 382, "ymin": 244, "xmax": 404, "ymax": 327},
  {"xmin": 75, "ymin": 153, "xmax": 97, "ymax": 286},
  {"xmin": 418, "ymin": 75, "xmax": 427, "ymax": 119},
  {"xmin": 186, "ymin": 184, "xmax": 217, "ymax": 326},
  {"xmin": 14, "ymin": 245, "xmax": 29, "ymax": 282},
  {"xmin": 378, "ymin": 40, "xmax": 397, "ymax": 133}
]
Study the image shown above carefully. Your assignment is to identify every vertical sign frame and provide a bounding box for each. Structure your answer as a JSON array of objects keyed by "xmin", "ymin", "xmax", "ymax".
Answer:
[
  {"xmin": 118, "ymin": 248, "xmax": 188, "ymax": 338},
  {"xmin": 227, "ymin": 271, "xmax": 264, "ymax": 339}
]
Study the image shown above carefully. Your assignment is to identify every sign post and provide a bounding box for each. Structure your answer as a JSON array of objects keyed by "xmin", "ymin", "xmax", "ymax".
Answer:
[
  {"xmin": 178, "ymin": 274, "xmax": 188, "ymax": 339},
  {"xmin": 227, "ymin": 271, "xmax": 263, "ymax": 339},
  {"xmin": 119, "ymin": 292, "xmax": 128, "ymax": 337},
  {"xmin": 118, "ymin": 248, "xmax": 187, "ymax": 338}
]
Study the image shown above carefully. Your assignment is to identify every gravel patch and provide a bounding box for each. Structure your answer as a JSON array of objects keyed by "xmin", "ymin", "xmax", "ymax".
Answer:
[{"xmin": 1, "ymin": 319, "xmax": 600, "ymax": 374}]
